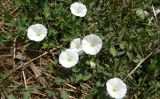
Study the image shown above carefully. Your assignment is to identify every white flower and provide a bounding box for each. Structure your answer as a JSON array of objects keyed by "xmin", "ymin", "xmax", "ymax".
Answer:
[
  {"xmin": 59, "ymin": 49, "xmax": 79, "ymax": 68},
  {"xmin": 106, "ymin": 78, "xmax": 127, "ymax": 99},
  {"xmin": 27, "ymin": 24, "xmax": 48, "ymax": 42},
  {"xmin": 89, "ymin": 61, "xmax": 96, "ymax": 68},
  {"xmin": 136, "ymin": 9, "xmax": 148, "ymax": 19},
  {"xmin": 70, "ymin": 38, "xmax": 83, "ymax": 55},
  {"xmin": 82, "ymin": 34, "xmax": 102, "ymax": 55},
  {"xmin": 70, "ymin": 2, "xmax": 87, "ymax": 17},
  {"xmin": 152, "ymin": 6, "xmax": 160, "ymax": 18},
  {"xmin": 148, "ymin": 6, "xmax": 160, "ymax": 25}
]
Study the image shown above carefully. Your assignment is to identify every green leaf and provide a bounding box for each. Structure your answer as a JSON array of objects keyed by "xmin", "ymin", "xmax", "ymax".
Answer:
[
  {"xmin": 27, "ymin": 42, "xmax": 41, "ymax": 50},
  {"xmin": 7, "ymin": 94, "xmax": 16, "ymax": 99},
  {"xmin": 55, "ymin": 77, "xmax": 64, "ymax": 85},
  {"xmin": 23, "ymin": 91, "xmax": 31, "ymax": 99},
  {"xmin": 71, "ymin": 67, "xmax": 81, "ymax": 73},
  {"xmin": 75, "ymin": 74, "xmax": 83, "ymax": 82},
  {"xmin": 119, "ymin": 42, "xmax": 126, "ymax": 49},
  {"xmin": 3, "ymin": 9, "xmax": 12, "ymax": 23},
  {"xmin": 127, "ymin": 52, "xmax": 133, "ymax": 61},
  {"xmin": 80, "ymin": 83, "xmax": 86, "ymax": 90},
  {"xmin": 96, "ymin": 80, "xmax": 102, "ymax": 87},
  {"xmin": 60, "ymin": 90, "xmax": 68, "ymax": 99},
  {"xmin": 45, "ymin": 89, "xmax": 55, "ymax": 97},
  {"xmin": 83, "ymin": 73, "xmax": 92, "ymax": 81},
  {"xmin": 0, "ymin": 71, "xmax": 12, "ymax": 83},
  {"xmin": 43, "ymin": 0, "xmax": 52, "ymax": 20},
  {"xmin": 110, "ymin": 46, "xmax": 117, "ymax": 57}
]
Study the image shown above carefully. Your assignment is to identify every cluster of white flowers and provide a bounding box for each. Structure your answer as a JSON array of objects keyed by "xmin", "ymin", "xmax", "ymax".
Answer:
[
  {"xmin": 58, "ymin": 34, "xmax": 102, "ymax": 68},
  {"xmin": 27, "ymin": 2, "xmax": 87, "ymax": 42},
  {"xmin": 26, "ymin": 2, "xmax": 128, "ymax": 98}
]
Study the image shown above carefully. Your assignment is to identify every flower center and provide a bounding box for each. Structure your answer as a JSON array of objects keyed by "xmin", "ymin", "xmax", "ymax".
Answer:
[
  {"xmin": 90, "ymin": 41, "xmax": 96, "ymax": 47},
  {"xmin": 67, "ymin": 56, "xmax": 72, "ymax": 62},
  {"xmin": 112, "ymin": 87, "xmax": 118, "ymax": 92},
  {"xmin": 36, "ymin": 32, "xmax": 41, "ymax": 36},
  {"xmin": 76, "ymin": 45, "xmax": 81, "ymax": 49},
  {"xmin": 76, "ymin": 7, "xmax": 81, "ymax": 14}
]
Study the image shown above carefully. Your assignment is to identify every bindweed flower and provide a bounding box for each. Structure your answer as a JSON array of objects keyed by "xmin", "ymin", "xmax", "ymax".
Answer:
[
  {"xmin": 136, "ymin": 9, "xmax": 148, "ymax": 19},
  {"xmin": 106, "ymin": 78, "xmax": 127, "ymax": 99},
  {"xmin": 70, "ymin": 38, "xmax": 83, "ymax": 55},
  {"xmin": 152, "ymin": 6, "xmax": 160, "ymax": 19},
  {"xmin": 59, "ymin": 49, "xmax": 79, "ymax": 68},
  {"xmin": 89, "ymin": 61, "xmax": 96, "ymax": 68},
  {"xmin": 148, "ymin": 6, "xmax": 160, "ymax": 25},
  {"xmin": 27, "ymin": 24, "xmax": 48, "ymax": 42},
  {"xmin": 70, "ymin": 2, "xmax": 87, "ymax": 17},
  {"xmin": 82, "ymin": 34, "xmax": 102, "ymax": 55}
]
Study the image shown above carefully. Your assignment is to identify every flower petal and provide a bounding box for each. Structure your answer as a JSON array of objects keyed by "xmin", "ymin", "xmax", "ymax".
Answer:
[{"xmin": 70, "ymin": 38, "xmax": 83, "ymax": 55}]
